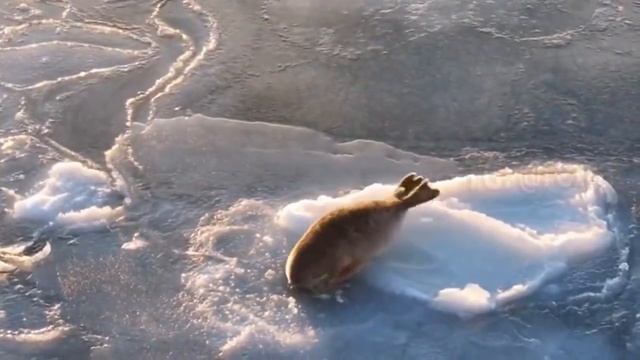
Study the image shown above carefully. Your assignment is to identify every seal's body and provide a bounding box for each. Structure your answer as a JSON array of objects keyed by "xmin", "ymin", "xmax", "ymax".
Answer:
[{"xmin": 285, "ymin": 173, "xmax": 440, "ymax": 294}]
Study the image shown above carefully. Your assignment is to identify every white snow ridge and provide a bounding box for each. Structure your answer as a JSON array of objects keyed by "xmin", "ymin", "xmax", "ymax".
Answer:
[
  {"xmin": 277, "ymin": 163, "xmax": 617, "ymax": 318},
  {"xmin": 12, "ymin": 162, "xmax": 123, "ymax": 229}
]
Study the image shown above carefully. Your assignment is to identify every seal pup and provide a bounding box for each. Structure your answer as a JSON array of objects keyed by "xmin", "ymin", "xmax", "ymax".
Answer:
[{"xmin": 285, "ymin": 173, "xmax": 440, "ymax": 294}]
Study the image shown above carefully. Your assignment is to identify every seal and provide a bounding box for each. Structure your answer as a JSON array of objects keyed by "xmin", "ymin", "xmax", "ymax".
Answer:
[{"xmin": 285, "ymin": 173, "xmax": 440, "ymax": 294}]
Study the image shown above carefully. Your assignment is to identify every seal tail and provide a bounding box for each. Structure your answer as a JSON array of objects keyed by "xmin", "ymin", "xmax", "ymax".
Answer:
[{"xmin": 396, "ymin": 176, "xmax": 440, "ymax": 208}]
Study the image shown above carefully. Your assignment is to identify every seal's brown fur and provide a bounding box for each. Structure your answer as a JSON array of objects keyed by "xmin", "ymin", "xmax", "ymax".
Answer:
[{"xmin": 285, "ymin": 173, "xmax": 439, "ymax": 294}]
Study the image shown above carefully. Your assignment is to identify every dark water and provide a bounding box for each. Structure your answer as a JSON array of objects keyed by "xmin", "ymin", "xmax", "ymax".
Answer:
[{"xmin": 0, "ymin": 0, "xmax": 639, "ymax": 359}]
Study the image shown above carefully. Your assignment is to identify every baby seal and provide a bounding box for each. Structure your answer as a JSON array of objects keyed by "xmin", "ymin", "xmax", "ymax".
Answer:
[{"xmin": 285, "ymin": 173, "xmax": 440, "ymax": 294}]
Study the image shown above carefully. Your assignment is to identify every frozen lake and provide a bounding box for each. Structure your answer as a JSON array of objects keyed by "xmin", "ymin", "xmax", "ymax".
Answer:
[{"xmin": 0, "ymin": 0, "xmax": 639, "ymax": 359}]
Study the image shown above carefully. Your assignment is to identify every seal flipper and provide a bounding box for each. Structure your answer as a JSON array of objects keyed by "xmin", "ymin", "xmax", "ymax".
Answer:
[
  {"xmin": 394, "ymin": 173, "xmax": 424, "ymax": 199},
  {"xmin": 334, "ymin": 257, "xmax": 364, "ymax": 284}
]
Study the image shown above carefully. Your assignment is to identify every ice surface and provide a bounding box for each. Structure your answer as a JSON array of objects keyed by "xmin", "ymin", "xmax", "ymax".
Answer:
[
  {"xmin": 108, "ymin": 115, "xmax": 623, "ymax": 358},
  {"xmin": 120, "ymin": 232, "xmax": 150, "ymax": 251}
]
